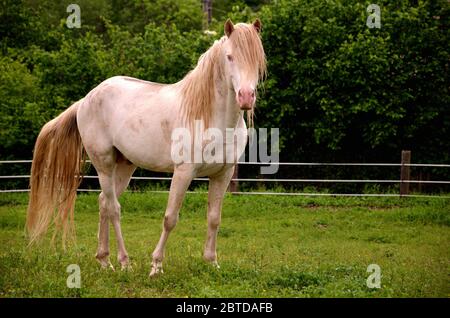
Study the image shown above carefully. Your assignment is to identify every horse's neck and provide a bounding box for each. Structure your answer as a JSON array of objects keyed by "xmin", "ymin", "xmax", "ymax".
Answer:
[{"xmin": 211, "ymin": 80, "xmax": 243, "ymax": 131}]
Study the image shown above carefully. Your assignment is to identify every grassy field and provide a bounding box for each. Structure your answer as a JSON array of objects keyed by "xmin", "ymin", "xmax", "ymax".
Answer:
[{"xmin": 0, "ymin": 192, "xmax": 449, "ymax": 298}]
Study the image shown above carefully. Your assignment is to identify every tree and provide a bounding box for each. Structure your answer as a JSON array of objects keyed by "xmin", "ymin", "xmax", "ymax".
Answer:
[{"xmin": 257, "ymin": 0, "xmax": 450, "ymax": 167}]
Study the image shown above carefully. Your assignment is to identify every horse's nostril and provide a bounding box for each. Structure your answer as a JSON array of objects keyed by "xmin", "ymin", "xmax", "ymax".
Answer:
[
  {"xmin": 238, "ymin": 90, "xmax": 243, "ymax": 97},
  {"xmin": 251, "ymin": 91, "xmax": 255, "ymax": 98}
]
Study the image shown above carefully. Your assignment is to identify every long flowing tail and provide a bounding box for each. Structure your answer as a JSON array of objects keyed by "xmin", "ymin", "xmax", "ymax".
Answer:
[{"xmin": 26, "ymin": 100, "xmax": 86, "ymax": 246}]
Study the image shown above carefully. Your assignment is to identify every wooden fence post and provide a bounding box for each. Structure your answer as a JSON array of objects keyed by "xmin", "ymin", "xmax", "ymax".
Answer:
[
  {"xmin": 202, "ymin": 0, "xmax": 212, "ymax": 29},
  {"xmin": 229, "ymin": 164, "xmax": 239, "ymax": 193},
  {"xmin": 400, "ymin": 150, "xmax": 411, "ymax": 197}
]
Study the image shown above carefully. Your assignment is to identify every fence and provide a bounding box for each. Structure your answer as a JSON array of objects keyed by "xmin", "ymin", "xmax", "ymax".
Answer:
[{"xmin": 1, "ymin": 150, "xmax": 450, "ymax": 198}]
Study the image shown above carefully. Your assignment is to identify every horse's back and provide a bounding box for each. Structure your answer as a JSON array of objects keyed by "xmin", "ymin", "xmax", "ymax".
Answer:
[{"xmin": 77, "ymin": 76, "xmax": 179, "ymax": 172}]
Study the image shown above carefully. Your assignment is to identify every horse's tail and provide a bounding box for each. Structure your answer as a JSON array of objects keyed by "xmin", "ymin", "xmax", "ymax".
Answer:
[{"xmin": 26, "ymin": 100, "xmax": 86, "ymax": 247}]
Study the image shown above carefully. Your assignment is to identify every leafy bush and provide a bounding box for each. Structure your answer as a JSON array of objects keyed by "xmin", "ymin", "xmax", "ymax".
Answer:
[{"xmin": 257, "ymin": 0, "xmax": 450, "ymax": 166}]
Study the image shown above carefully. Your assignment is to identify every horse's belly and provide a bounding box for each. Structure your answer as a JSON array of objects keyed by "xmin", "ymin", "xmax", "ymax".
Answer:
[
  {"xmin": 124, "ymin": 154, "xmax": 175, "ymax": 173},
  {"xmin": 194, "ymin": 163, "xmax": 234, "ymax": 177},
  {"xmin": 113, "ymin": 119, "xmax": 175, "ymax": 172}
]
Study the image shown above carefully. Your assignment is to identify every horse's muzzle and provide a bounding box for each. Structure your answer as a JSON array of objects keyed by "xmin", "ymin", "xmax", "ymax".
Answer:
[{"xmin": 238, "ymin": 88, "xmax": 255, "ymax": 110}]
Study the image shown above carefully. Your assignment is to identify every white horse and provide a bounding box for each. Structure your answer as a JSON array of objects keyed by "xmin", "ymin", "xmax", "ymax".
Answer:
[{"xmin": 26, "ymin": 19, "xmax": 266, "ymax": 277}]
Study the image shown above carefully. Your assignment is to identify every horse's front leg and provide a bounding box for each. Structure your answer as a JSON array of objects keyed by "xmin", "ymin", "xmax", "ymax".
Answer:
[
  {"xmin": 150, "ymin": 167, "xmax": 193, "ymax": 277},
  {"xmin": 203, "ymin": 167, "xmax": 234, "ymax": 268}
]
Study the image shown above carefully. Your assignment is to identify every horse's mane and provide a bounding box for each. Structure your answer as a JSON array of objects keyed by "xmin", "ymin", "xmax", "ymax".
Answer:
[{"xmin": 180, "ymin": 23, "xmax": 266, "ymax": 129}]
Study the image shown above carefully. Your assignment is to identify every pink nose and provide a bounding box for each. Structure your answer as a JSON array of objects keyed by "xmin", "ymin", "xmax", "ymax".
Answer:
[{"xmin": 237, "ymin": 89, "xmax": 255, "ymax": 110}]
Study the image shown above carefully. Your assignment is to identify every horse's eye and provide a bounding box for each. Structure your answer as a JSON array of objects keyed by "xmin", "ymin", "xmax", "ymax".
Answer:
[{"xmin": 227, "ymin": 54, "xmax": 233, "ymax": 62}]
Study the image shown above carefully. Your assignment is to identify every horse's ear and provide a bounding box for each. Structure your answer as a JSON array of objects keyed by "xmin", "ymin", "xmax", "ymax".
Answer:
[
  {"xmin": 224, "ymin": 19, "xmax": 234, "ymax": 37},
  {"xmin": 253, "ymin": 18, "xmax": 262, "ymax": 33}
]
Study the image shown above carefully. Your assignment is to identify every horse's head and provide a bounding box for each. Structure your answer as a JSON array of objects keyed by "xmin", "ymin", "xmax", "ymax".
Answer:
[{"xmin": 223, "ymin": 19, "xmax": 266, "ymax": 111}]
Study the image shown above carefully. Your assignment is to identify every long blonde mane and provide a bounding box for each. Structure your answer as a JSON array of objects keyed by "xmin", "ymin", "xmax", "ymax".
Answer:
[{"xmin": 180, "ymin": 22, "xmax": 267, "ymax": 128}]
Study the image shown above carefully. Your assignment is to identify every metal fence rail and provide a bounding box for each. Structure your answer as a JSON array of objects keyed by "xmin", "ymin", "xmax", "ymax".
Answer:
[
  {"xmin": 2, "ymin": 160, "xmax": 449, "ymax": 167},
  {"xmin": 1, "ymin": 174, "xmax": 450, "ymax": 184},
  {"xmin": 1, "ymin": 158, "xmax": 449, "ymax": 197}
]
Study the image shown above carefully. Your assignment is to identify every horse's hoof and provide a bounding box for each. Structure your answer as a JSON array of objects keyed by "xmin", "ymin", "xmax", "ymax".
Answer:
[
  {"xmin": 121, "ymin": 263, "xmax": 132, "ymax": 271},
  {"xmin": 211, "ymin": 261, "xmax": 220, "ymax": 269},
  {"xmin": 96, "ymin": 253, "xmax": 115, "ymax": 271},
  {"xmin": 149, "ymin": 262, "xmax": 163, "ymax": 278},
  {"xmin": 149, "ymin": 269, "xmax": 163, "ymax": 278},
  {"xmin": 99, "ymin": 260, "xmax": 115, "ymax": 271},
  {"xmin": 119, "ymin": 256, "xmax": 132, "ymax": 271},
  {"xmin": 203, "ymin": 254, "xmax": 220, "ymax": 269}
]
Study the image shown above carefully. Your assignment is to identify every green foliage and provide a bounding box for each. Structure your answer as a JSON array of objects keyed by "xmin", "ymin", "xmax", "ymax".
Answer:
[
  {"xmin": 257, "ymin": 0, "xmax": 450, "ymax": 165},
  {"xmin": 101, "ymin": 21, "xmax": 211, "ymax": 83},
  {"xmin": 0, "ymin": 0, "xmax": 33, "ymax": 51},
  {"xmin": 108, "ymin": 0, "xmax": 204, "ymax": 33},
  {"xmin": 0, "ymin": 56, "xmax": 42, "ymax": 157}
]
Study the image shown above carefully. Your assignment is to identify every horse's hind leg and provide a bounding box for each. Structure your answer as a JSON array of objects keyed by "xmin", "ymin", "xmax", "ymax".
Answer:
[
  {"xmin": 112, "ymin": 155, "xmax": 136, "ymax": 269},
  {"xmin": 92, "ymin": 150, "xmax": 135, "ymax": 270},
  {"xmin": 95, "ymin": 174, "xmax": 115, "ymax": 268},
  {"xmin": 96, "ymin": 184, "xmax": 115, "ymax": 270}
]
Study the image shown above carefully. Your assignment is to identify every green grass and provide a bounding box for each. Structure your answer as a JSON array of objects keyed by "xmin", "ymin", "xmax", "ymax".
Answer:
[{"xmin": 0, "ymin": 192, "xmax": 449, "ymax": 298}]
